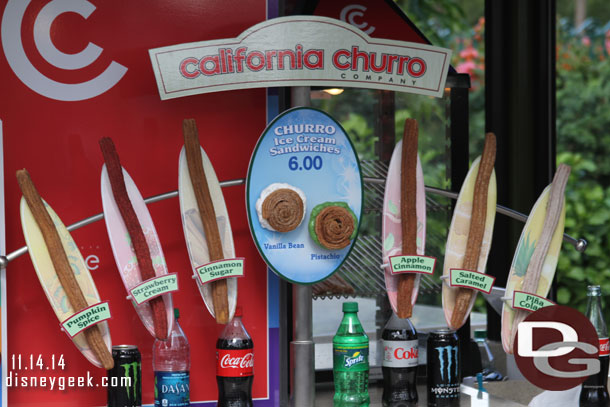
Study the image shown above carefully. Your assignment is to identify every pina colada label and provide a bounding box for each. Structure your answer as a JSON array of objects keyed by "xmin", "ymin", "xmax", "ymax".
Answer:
[{"xmin": 512, "ymin": 291, "xmax": 555, "ymax": 312}]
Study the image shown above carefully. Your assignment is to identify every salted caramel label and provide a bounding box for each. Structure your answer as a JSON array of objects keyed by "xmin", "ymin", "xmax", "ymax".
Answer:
[{"xmin": 449, "ymin": 269, "xmax": 495, "ymax": 294}]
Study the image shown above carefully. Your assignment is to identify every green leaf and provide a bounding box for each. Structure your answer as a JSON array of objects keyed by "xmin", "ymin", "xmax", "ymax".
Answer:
[
  {"xmin": 557, "ymin": 287, "xmax": 571, "ymax": 304},
  {"xmin": 384, "ymin": 234, "xmax": 395, "ymax": 252},
  {"xmin": 388, "ymin": 200, "xmax": 399, "ymax": 216},
  {"xmin": 566, "ymin": 267, "xmax": 586, "ymax": 281},
  {"xmin": 515, "ymin": 233, "xmax": 536, "ymax": 277}
]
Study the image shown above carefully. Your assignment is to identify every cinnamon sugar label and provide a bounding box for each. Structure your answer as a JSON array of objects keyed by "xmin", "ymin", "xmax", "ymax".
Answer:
[{"xmin": 195, "ymin": 258, "xmax": 245, "ymax": 285}]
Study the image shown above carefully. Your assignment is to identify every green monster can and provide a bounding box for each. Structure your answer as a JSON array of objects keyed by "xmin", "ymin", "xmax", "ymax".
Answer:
[
  {"xmin": 333, "ymin": 302, "xmax": 370, "ymax": 407},
  {"xmin": 107, "ymin": 345, "xmax": 142, "ymax": 407}
]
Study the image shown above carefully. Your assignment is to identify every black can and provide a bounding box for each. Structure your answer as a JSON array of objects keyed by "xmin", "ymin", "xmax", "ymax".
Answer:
[
  {"xmin": 107, "ymin": 345, "xmax": 142, "ymax": 407},
  {"xmin": 426, "ymin": 329, "xmax": 460, "ymax": 407}
]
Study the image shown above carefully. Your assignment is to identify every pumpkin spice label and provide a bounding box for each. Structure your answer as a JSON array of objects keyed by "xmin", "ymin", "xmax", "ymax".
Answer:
[{"xmin": 61, "ymin": 302, "xmax": 111, "ymax": 338}]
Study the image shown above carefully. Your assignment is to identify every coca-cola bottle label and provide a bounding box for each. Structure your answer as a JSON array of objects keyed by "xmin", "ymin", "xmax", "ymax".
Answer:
[
  {"xmin": 216, "ymin": 349, "xmax": 254, "ymax": 377},
  {"xmin": 383, "ymin": 339, "xmax": 418, "ymax": 368},
  {"xmin": 600, "ymin": 338, "xmax": 610, "ymax": 357}
]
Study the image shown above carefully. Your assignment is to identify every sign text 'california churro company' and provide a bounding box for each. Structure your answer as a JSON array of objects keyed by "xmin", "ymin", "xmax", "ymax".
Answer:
[{"xmin": 149, "ymin": 16, "xmax": 451, "ymax": 99}]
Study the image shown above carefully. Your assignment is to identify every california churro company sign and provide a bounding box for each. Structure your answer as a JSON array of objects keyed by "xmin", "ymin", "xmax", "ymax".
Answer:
[{"xmin": 149, "ymin": 16, "xmax": 451, "ymax": 99}]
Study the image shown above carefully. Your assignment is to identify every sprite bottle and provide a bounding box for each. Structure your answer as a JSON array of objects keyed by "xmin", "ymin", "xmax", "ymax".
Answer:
[{"xmin": 333, "ymin": 302, "xmax": 370, "ymax": 406}]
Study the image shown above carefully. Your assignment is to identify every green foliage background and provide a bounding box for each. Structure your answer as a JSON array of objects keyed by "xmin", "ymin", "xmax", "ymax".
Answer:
[
  {"xmin": 314, "ymin": 0, "xmax": 610, "ymax": 323},
  {"xmin": 554, "ymin": 19, "xmax": 610, "ymax": 315}
]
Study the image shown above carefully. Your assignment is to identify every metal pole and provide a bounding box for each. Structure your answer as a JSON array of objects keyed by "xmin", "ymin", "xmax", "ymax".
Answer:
[
  {"xmin": 291, "ymin": 284, "xmax": 314, "ymax": 407},
  {"xmin": 0, "ymin": 179, "xmax": 587, "ymax": 270},
  {"xmin": 290, "ymin": 86, "xmax": 315, "ymax": 407}
]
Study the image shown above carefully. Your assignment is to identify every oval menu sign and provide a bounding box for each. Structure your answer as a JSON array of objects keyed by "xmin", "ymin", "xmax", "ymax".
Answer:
[{"xmin": 246, "ymin": 107, "xmax": 362, "ymax": 284}]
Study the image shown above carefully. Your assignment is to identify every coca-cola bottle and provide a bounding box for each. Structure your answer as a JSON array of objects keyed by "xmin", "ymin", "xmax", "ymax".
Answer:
[
  {"xmin": 216, "ymin": 306, "xmax": 254, "ymax": 407},
  {"xmin": 580, "ymin": 285, "xmax": 610, "ymax": 407},
  {"xmin": 381, "ymin": 312, "xmax": 418, "ymax": 407}
]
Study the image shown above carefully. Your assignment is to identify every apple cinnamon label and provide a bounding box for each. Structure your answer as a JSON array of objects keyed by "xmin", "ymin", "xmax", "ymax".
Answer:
[
  {"xmin": 512, "ymin": 291, "xmax": 555, "ymax": 312},
  {"xmin": 61, "ymin": 302, "xmax": 111, "ymax": 338},
  {"xmin": 129, "ymin": 273, "xmax": 178, "ymax": 305},
  {"xmin": 389, "ymin": 255, "xmax": 436, "ymax": 275},
  {"xmin": 449, "ymin": 269, "xmax": 495, "ymax": 294},
  {"xmin": 195, "ymin": 258, "xmax": 245, "ymax": 285}
]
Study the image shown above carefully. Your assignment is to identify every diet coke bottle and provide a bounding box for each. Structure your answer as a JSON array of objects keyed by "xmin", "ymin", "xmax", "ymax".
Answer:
[
  {"xmin": 580, "ymin": 285, "xmax": 610, "ymax": 407},
  {"xmin": 382, "ymin": 312, "xmax": 419, "ymax": 407},
  {"xmin": 216, "ymin": 306, "xmax": 254, "ymax": 407}
]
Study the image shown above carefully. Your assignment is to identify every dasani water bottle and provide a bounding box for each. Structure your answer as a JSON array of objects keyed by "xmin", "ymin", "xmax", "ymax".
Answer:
[{"xmin": 153, "ymin": 308, "xmax": 190, "ymax": 407}]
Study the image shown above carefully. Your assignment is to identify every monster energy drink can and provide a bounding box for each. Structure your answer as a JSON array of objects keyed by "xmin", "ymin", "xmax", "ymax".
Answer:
[
  {"xmin": 426, "ymin": 329, "xmax": 460, "ymax": 407},
  {"xmin": 108, "ymin": 345, "xmax": 142, "ymax": 407}
]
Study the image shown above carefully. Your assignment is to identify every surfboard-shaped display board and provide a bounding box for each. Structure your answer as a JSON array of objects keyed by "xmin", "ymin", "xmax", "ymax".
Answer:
[
  {"xmin": 442, "ymin": 156, "xmax": 497, "ymax": 330},
  {"xmin": 382, "ymin": 139, "xmax": 427, "ymax": 312},
  {"xmin": 101, "ymin": 165, "xmax": 174, "ymax": 338},
  {"xmin": 178, "ymin": 146, "xmax": 237, "ymax": 321},
  {"xmin": 246, "ymin": 107, "xmax": 362, "ymax": 284},
  {"xmin": 20, "ymin": 198, "xmax": 112, "ymax": 368},
  {"xmin": 501, "ymin": 185, "xmax": 566, "ymax": 353}
]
